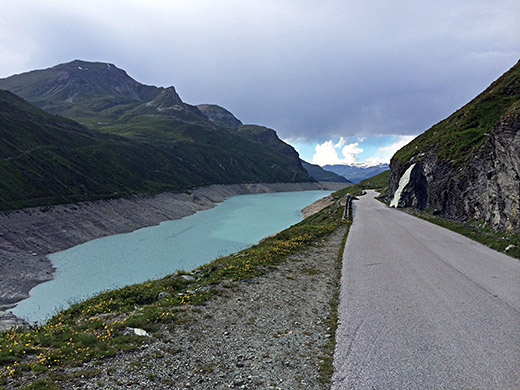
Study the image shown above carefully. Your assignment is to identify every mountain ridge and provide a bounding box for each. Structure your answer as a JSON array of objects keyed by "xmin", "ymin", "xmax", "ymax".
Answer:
[
  {"xmin": 300, "ymin": 160, "xmax": 351, "ymax": 183},
  {"xmin": 323, "ymin": 163, "xmax": 389, "ymax": 183},
  {"xmin": 0, "ymin": 60, "xmax": 315, "ymax": 210}
]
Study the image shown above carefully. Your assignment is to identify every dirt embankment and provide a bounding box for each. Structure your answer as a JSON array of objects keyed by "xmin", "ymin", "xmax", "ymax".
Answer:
[
  {"xmin": 302, "ymin": 195, "xmax": 336, "ymax": 218},
  {"xmin": 0, "ymin": 182, "xmax": 326, "ymax": 330}
]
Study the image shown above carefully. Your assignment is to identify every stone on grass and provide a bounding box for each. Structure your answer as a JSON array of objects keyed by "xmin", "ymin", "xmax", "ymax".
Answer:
[
  {"xmin": 505, "ymin": 244, "xmax": 517, "ymax": 252},
  {"xmin": 157, "ymin": 292, "xmax": 168, "ymax": 300}
]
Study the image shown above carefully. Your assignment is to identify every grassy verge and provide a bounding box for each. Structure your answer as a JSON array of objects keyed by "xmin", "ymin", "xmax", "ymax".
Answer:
[
  {"xmin": 318, "ymin": 201, "xmax": 352, "ymax": 385},
  {"xmin": 405, "ymin": 209, "xmax": 520, "ymax": 260},
  {"xmin": 0, "ymin": 195, "xmax": 348, "ymax": 388}
]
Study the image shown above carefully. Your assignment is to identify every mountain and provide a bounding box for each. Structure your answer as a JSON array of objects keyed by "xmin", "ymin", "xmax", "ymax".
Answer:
[
  {"xmin": 322, "ymin": 163, "xmax": 389, "ymax": 183},
  {"xmin": 388, "ymin": 59, "xmax": 520, "ymax": 231},
  {"xmin": 300, "ymin": 160, "xmax": 351, "ymax": 183},
  {"xmin": 0, "ymin": 60, "xmax": 230, "ymax": 133},
  {"xmin": 196, "ymin": 104, "xmax": 243, "ymax": 129},
  {"xmin": 0, "ymin": 89, "xmax": 187, "ymax": 209},
  {"xmin": 0, "ymin": 61, "xmax": 314, "ymax": 210}
]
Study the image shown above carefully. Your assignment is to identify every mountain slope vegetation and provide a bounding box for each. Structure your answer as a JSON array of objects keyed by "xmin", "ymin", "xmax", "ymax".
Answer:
[{"xmin": 0, "ymin": 61, "xmax": 313, "ymax": 209}]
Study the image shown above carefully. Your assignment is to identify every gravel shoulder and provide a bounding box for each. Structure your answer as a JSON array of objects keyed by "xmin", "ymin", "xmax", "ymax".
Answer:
[{"xmin": 35, "ymin": 226, "xmax": 345, "ymax": 390}]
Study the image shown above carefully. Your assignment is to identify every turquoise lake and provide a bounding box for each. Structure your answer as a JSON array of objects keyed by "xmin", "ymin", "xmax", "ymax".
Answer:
[{"xmin": 11, "ymin": 190, "xmax": 331, "ymax": 324}]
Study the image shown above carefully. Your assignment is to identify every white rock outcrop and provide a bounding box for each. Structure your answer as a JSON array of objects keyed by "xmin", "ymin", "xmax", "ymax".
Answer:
[{"xmin": 390, "ymin": 163, "xmax": 416, "ymax": 208}]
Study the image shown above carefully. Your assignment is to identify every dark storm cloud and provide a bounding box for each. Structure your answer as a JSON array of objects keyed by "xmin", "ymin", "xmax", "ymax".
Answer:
[{"xmin": 1, "ymin": 0, "xmax": 519, "ymax": 141}]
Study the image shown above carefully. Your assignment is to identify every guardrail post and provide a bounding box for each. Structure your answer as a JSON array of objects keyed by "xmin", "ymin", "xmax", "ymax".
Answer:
[{"xmin": 343, "ymin": 194, "xmax": 352, "ymax": 221}]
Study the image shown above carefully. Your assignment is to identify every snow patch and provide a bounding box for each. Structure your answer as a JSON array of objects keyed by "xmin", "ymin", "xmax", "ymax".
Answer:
[{"xmin": 390, "ymin": 163, "xmax": 415, "ymax": 208}]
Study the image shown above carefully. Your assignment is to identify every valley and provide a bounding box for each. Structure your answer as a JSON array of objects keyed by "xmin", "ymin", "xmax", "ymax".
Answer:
[{"xmin": 1, "ymin": 55, "xmax": 519, "ymax": 389}]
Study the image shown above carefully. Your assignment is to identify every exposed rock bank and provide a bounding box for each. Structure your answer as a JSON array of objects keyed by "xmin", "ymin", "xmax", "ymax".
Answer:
[
  {"xmin": 0, "ymin": 182, "xmax": 333, "ymax": 330},
  {"xmin": 388, "ymin": 108, "xmax": 520, "ymax": 231},
  {"xmin": 302, "ymin": 195, "xmax": 336, "ymax": 218},
  {"xmin": 388, "ymin": 58, "xmax": 520, "ymax": 231}
]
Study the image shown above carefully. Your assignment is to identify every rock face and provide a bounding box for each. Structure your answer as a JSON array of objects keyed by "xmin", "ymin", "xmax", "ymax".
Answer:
[
  {"xmin": 388, "ymin": 60, "xmax": 520, "ymax": 231},
  {"xmin": 389, "ymin": 163, "xmax": 427, "ymax": 209},
  {"xmin": 196, "ymin": 104, "xmax": 243, "ymax": 129}
]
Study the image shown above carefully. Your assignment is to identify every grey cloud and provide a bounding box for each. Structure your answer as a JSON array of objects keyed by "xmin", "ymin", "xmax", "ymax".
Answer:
[{"xmin": 1, "ymin": 0, "xmax": 519, "ymax": 141}]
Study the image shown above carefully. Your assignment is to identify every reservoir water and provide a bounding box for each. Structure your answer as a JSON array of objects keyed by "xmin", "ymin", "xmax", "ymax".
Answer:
[{"xmin": 11, "ymin": 190, "xmax": 331, "ymax": 324}]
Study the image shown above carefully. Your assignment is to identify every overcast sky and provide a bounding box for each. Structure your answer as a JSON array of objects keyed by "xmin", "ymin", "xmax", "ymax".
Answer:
[{"xmin": 1, "ymin": 0, "xmax": 519, "ymax": 165}]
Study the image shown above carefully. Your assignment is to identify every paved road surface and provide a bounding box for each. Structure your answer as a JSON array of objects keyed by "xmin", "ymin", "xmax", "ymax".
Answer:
[{"xmin": 332, "ymin": 191, "xmax": 520, "ymax": 389}]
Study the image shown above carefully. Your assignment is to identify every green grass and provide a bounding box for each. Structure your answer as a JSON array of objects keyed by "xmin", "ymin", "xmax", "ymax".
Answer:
[
  {"xmin": 0, "ymin": 90, "xmax": 312, "ymax": 211},
  {"xmin": 0, "ymin": 197, "xmax": 349, "ymax": 386}
]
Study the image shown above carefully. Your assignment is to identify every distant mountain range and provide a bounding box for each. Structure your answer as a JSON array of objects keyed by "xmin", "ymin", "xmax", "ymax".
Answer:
[
  {"xmin": 0, "ymin": 60, "xmax": 314, "ymax": 210},
  {"xmin": 322, "ymin": 163, "xmax": 389, "ymax": 183},
  {"xmin": 300, "ymin": 161, "xmax": 351, "ymax": 183}
]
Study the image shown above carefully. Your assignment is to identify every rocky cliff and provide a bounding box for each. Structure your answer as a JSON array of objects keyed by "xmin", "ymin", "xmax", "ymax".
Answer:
[{"xmin": 388, "ymin": 60, "xmax": 520, "ymax": 231}]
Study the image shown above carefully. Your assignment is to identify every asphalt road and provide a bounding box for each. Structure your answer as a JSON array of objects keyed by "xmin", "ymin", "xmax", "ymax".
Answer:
[{"xmin": 332, "ymin": 191, "xmax": 520, "ymax": 389}]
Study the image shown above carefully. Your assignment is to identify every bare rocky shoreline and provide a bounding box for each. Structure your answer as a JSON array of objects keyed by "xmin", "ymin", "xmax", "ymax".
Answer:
[{"xmin": 0, "ymin": 182, "xmax": 345, "ymax": 330}]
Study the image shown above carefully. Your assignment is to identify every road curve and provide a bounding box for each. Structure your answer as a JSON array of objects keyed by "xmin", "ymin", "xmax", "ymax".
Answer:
[{"xmin": 332, "ymin": 191, "xmax": 520, "ymax": 389}]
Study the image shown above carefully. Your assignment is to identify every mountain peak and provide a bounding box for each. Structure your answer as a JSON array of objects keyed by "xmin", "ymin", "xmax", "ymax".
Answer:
[
  {"xmin": 145, "ymin": 86, "xmax": 184, "ymax": 111},
  {"xmin": 0, "ymin": 60, "xmax": 159, "ymax": 109},
  {"xmin": 196, "ymin": 104, "xmax": 243, "ymax": 129}
]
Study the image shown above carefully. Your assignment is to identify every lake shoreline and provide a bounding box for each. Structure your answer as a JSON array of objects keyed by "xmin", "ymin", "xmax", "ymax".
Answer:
[{"xmin": 0, "ymin": 182, "xmax": 346, "ymax": 330}]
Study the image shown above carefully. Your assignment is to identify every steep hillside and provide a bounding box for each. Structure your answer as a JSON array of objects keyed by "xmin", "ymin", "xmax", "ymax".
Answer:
[
  {"xmin": 323, "ymin": 163, "xmax": 389, "ymax": 183},
  {"xmin": 301, "ymin": 160, "xmax": 351, "ymax": 183},
  {"xmin": 388, "ymin": 59, "xmax": 520, "ymax": 231},
  {"xmin": 0, "ymin": 90, "xmax": 223, "ymax": 209},
  {"xmin": 0, "ymin": 61, "xmax": 313, "ymax": 209},
  {"xmin": 0, "ymin": 89, "xmax": 311, "ymax": 210}
]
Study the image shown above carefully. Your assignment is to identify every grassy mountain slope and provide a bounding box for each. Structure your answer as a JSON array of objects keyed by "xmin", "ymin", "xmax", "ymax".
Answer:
[
  {"xmin": 393, "ymin": 59, "xmax": 520, "ymax": 166},
  {"xmin": 388, "ymin": 59, "xmax": 520, "ymax": 230},
  {"xmin": 0, "ymin": 90, "xmax": 310, "ymax": 210},
  {"xmin": 0, "ymin": 61, "xmax": 313, "ymax": 209},
  {"xmin": 0, "ymin": 90, "xmax": 203, "ymax": 209}
]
